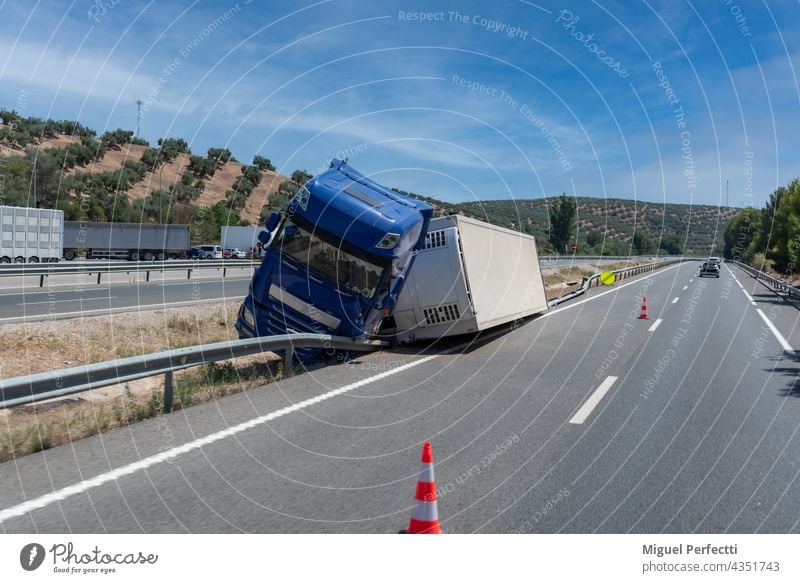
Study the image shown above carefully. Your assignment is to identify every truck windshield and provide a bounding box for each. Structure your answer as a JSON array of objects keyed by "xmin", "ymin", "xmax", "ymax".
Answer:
[{"xmin": 273, "ymin": 218, "xmax": 385, "ymax": 299}]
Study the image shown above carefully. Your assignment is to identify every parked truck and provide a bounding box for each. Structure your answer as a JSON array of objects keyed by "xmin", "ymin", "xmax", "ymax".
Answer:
[
  {"xmin": 62, "ymin": 222, "xmax": 190, "ymax": 261},
  {"xmin": 0, "ymin": 205, "xmax": 64, "ymax": 263},
  {"xmin": 235, "ymin": 160, "xmax": 548, "ymax": 355}
]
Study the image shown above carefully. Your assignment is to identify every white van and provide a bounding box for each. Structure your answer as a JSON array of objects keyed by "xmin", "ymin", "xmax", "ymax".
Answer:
[{"xmin": 196, "ymin": 245, "xmax": 222, "ymax": 259}]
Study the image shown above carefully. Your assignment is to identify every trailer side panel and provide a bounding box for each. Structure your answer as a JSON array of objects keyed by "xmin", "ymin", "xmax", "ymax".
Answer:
[{"xmin": 457, "ymin": 215, "xmax": 548, "ymax": 329}]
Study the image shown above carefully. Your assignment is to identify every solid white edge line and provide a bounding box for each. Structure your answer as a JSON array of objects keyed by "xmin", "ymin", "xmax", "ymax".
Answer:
[
  {"xmin": 570, "ymin": 376, "xmax": 619, "ymax": 425},
  {"xmin": 672, "ymin": 297, "xmax": 679, "ymax": 304},
  {"xmin": 648, "ymin": 319, "xmax": 663, "ymax": 332},
  {"xmin": 756, "ymin": 309, "xmax": 794, "ymax": 354},
  {"xmin": 0, "ymin": 354, "xmax": 438, "ymax": 524},
  {"xmin": 17, "ymin": 296, "xmax": 118, "ymax": 306},
  {"xmin": 0, "ymin": 298, "xmax": 237, "ymax": 323},
  {"xmin": 0, "ymin": 276, "xmax": 252, "ymax": 297},
  {"xmin": 743, "ymin": 290, "xmax": 754, "ymax": 302},
  {"xmin": 540, "ymin": 261, "xmax": 684, "ymax": 320}
]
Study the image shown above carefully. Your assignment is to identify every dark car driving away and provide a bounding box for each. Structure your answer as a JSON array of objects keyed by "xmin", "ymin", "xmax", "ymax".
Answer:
[{"xmin": 699, "ymin": 262, "xmax": 720, "ymax": 278}]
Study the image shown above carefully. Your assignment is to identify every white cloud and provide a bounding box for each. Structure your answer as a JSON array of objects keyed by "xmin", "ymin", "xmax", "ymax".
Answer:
[{"xmin": 0, "ymin": 40, "xmax": 156, "ymax": 103}]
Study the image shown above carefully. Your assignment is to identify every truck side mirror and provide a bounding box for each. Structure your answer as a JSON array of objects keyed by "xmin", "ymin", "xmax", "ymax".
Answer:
[
  {"xmin": 257, "ymin": 230, "xmax": 271, "ymax": 245},
  {"xmin": 265, "ymin": 212, "xmax": 280, "ymax": 232}
]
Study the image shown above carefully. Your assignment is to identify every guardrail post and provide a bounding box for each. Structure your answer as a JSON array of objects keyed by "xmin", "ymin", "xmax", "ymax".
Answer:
[
  {"xmin": 187, "ymin": 268, "xmax": 192, "ymax": 280},
  {"xmin": 223, "ymin": 267, "xmax": 227, "ymax": 278},
  {"xmin": 283, "ymin": 346, "xmax": 294, "ymax": 377},
  {"xmin": 163, "ymin": 371, "xmax": 174, "ymax": 414},
  {"xmin": 39, "ymin": 274, "xmax": 45, "ymax": 288},
  {"xmin": 97, "ymin": 272, "xmax": 101, "ymax": 285},
  {"xmin": 146, "ymin": 270, "xmax": 150, "ymax": 282}
]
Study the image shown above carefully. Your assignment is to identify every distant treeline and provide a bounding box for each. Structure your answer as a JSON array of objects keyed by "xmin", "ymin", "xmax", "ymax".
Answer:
[{"xmin": 724, "ymin": 178, "xmax": 800, "ymax": 274}]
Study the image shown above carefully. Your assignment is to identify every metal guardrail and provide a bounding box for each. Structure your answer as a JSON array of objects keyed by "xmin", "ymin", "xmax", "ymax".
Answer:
[
  {"xmin": 539, "ymin": 255, "xmax": 661, "ymax": 263},
  {"xmin": 0, "ymin": 334, "xmax": 385, "ymax": 411},
  {"xmin": 0, "ymin": 259, "xmax": 259, "ymax": 287},
  {"xmin": 0, "ymin": 259, "xmax": 257, "ymax": 275},
  {"xmin": 548, "ymin": 257, "xmax": 687, "ymax": 307},
  {"xmin": 0, "ymin": 256, "xmax": 694, "ymax": 411},
  {"xmin": 729, "ymin": 261, "xmax": 800, "ymax": 300}
]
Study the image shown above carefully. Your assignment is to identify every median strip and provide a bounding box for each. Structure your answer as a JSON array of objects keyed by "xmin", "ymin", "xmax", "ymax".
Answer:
[{"xmin": 569, "ymin": 376, "xmax": 618, "ymax": 425}]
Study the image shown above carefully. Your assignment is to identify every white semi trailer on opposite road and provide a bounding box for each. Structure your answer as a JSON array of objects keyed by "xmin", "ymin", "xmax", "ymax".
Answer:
[{"xmin": 0, "ymin": 205, "xmax": 64, "ymax": 263}]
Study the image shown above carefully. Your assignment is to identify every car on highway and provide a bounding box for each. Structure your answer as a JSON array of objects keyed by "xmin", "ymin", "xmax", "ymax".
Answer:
[
  {"xmin": 699, "ymin": 261, "xmax": 720, "ymax": 278},
  {"xmin": 708, "ymin": 256, "xmax": 721, "ymax": 264},
  {"xmin": 225, "ymin": 248, "xmax": 246, "ymax": 259},
  {"xmin": 192, "ymin": 245, "xmax": 223, "ymax": 259}
]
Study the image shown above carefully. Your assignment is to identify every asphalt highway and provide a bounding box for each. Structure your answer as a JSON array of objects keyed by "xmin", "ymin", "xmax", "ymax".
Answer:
[
  {"xmin": 1, "ymin": 261, "xmax": 798, "ymax": 533},
  {"xmin": 0, "ymin": 278, "xmax": 250, "ymax": 321}
]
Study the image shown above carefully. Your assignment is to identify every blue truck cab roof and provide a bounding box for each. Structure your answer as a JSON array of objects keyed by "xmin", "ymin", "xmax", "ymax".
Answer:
[{"xmin": 287, "ymin": 159, "xmax": 433, "ymax": 264}]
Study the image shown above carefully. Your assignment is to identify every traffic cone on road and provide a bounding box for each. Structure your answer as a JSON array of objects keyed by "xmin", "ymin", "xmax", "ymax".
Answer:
[
  {"xmin": 639, "ymin": 296, "xmax": 649, "ymax": 320},
  {"xmin": 404, "ymin": 442, "xmax": 442, "ymax": 534}
]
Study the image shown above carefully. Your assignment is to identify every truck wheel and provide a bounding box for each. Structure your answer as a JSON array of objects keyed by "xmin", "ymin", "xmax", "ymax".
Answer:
[
  {"xmin": 128, "ymin": 251, "xmax": 140, "ymax": 261},
  {"xmin": 14, "ymin": 257, "xmax": 24, "ymax": 263},
  {"xmin": 0, "ymin": 257, "xmax": 10, "ymax": 263},
  {"xmin": 28, "ymin": 256, "xmax": 39, "ymax": 263},
  {"xmin": 64, "ymin": 249, "xmax": 77, "ymax": 261},
  {"xmin": 142, "ymin": 251, "xmax": 155, "ymax": 262},
  {"xmin": 156, "ymin": 251, "xmax": 166, "ymax": 261}
]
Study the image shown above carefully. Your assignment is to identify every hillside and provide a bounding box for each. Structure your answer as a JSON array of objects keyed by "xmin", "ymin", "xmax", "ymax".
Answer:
[
  {"xmin": 398, "ymin": 192, "xmax": 737, "ymax": 256},
  {"xmin": 0, "ymin": 112, "xmax": 735, "ymax": 252},
  {"xmin": 1, "ymin": 134, "xmax": 290, "ymax": 225}
]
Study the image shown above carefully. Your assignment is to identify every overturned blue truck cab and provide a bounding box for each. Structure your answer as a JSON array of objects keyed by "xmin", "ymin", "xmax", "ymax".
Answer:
[{"xmin": 235, "ymin": 160, "xmax": 432, "ymax": 356}]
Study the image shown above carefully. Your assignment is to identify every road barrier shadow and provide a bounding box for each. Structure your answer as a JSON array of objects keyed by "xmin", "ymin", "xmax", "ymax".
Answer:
[
  {"xmin": 749, "ymin": 290, "xmax": 800, "ymax": 312},
  {"xmin": 374, "ymin": 313, "xmax": 542, "ymax": 358},
  {"xmin": 767, "ymin": 352, "xmax": 800, "ymax": 398}
]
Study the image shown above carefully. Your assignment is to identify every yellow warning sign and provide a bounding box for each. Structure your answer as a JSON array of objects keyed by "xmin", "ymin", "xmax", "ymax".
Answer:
[{"xmin": 600, "ymin": 271, "xmax": 616, "ymax": 285}]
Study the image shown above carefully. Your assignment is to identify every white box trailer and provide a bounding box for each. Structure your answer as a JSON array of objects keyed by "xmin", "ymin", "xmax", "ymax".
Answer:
[
  {"xmin": 390, "ymin": 215, "xmax": 548, "ymax": 342},
  {"xmin": 0, "ymin": 205, "xmax": 64, "ymax": 263}
]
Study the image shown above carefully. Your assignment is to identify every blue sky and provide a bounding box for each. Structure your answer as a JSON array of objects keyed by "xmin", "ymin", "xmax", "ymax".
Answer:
[{"xmin": 1, "ymin": 0, "xmax": 798, "ymax": 208}]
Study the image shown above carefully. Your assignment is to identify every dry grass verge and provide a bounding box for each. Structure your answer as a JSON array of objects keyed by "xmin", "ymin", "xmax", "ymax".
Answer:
[
  {"xmin": 0, "ymin": 301, "xmax": 291, "ymax": 462},
  {"xmin": 0, "ymin": 356, "xmax": 289, "ymax": 463}
]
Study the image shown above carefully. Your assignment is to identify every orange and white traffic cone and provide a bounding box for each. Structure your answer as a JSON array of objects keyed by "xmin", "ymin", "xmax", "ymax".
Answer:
[
  {"xmin": 639, "ymin": 296, "xmax": 649, "ymax": 320},
  {"xmin": 404, "ymin": 442, "xmax": 442, "ymax": 534}
]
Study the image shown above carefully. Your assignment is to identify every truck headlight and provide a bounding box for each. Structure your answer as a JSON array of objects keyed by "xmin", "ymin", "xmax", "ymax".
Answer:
[
  {"xmin": 376, "ymin": 232, "xmax": 400, "ymax": 249},
  {"xmin": 241, "ymin": 304, "xmax": 256, "ymax": 328}
]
